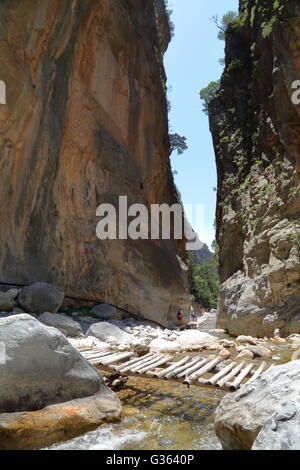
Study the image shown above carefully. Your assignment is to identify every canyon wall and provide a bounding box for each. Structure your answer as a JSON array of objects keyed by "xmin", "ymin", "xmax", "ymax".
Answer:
[
  {"xmin": 210, "ymin": 0, "xmax": 300, "ymax": 337},
  {"xmin": 0, "ymin": 0, "xmax": 190, "ymax": 326}
]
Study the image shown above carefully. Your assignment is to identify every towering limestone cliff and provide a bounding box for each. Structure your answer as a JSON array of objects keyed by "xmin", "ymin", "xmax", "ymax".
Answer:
[
  {"xmin": 210, "ymin": 0, "xmax": 300, "ymax": 337},
  {"xmin": 0, "ymin": 0, "xmax": 190, "ymax": 326}
]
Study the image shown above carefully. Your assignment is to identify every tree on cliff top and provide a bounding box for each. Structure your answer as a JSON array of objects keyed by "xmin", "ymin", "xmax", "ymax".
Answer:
[
  {"xmin": 199, "ymin": 81, "xmax": 220, "ymax": 115},
  {"xmin": 169, "ymin": 133, "xmax": 188, "ymax": 155},
  {"xmin": 211, "ymin": 11, "xmax": 238, "ymax": 41},
  {"xmin": 199, "ymin": 10, "xmax": 238, "ymax": 114}
]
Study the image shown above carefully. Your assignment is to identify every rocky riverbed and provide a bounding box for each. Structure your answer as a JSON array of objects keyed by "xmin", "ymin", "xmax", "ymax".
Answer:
[
  {"xmin": 1, "ymin": 282, "xmax": 299, "ymax": 450},
  {"xmin": 46, "ymin": 316, "xmax": 300, "ymax": 451}
]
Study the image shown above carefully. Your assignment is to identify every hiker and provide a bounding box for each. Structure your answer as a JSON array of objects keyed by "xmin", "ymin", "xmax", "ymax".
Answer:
[
  {"xmin": 177, "ymin": 309, "xmax": 183, "ymax": 325},
  {"xmin": 191, "ymin": 311, "xmax": 197, "ymax": 323}
]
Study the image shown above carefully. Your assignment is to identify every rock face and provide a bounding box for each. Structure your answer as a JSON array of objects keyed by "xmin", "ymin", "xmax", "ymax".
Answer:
[
  {"xmin": 215, "ymin": 361, "xmax": 300, "ymax": 450},
  {"xmin": 0, "ymin": 0, "xmax": 190, "ymax": 327},
  {"xmin": 252, "ymin": 400, "xmax": 300, "ymax": 450},
  {"xmin": 209, "ymin": 0, "xmax": 300, "ymax": 337},
  {"xmin": 0, "ymin": 314, "xmax": 116, "ymax": 413},
  {"xmin": 18, "ymin": 283, "xmax": 65, "ymax": 313},
  {"xmin": 193, "ymin": 243, "xmax": 214, "ymax": 265}
]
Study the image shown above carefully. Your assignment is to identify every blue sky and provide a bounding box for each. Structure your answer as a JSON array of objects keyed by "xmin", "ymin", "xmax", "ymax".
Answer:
[{"xmin": 164, "ymin": 0, "xmax": 238, "ymax": 249}]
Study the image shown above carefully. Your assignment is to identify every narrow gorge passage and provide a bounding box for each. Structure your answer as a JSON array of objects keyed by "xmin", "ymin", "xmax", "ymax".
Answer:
[{"xmin": 0, "ymin": 0, "xmax": 300, "ymax": 454}]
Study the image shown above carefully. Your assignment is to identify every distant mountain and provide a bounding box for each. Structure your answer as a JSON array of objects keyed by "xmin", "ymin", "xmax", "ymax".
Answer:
[{"xmin": 193, "ymin": 243, "xmax": 213, "ymax": 265}]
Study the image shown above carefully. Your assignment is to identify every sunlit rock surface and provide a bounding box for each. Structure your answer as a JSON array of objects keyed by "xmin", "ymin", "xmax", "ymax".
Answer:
[
  {"xmin": 0, "ymin": 0, "xmax": 190, "ymax": 326},
  {"xmin": 210, "ymin": 0, "xmax": 300, "ymax": 337}
]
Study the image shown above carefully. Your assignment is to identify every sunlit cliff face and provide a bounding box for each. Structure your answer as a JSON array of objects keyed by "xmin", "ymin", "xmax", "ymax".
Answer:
[{"xmin": 0, "ymin": 0, "xmax": 190, "ymax": 326}]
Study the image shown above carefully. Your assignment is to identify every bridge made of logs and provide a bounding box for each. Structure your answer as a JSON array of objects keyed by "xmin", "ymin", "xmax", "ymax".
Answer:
[{"xmin": 78, "ymin": 348, "xmax": 274, "ymax": 392}]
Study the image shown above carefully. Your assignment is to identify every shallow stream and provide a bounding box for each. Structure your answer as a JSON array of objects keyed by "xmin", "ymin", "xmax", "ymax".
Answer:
[{"xmin": 48, "ymin": 315, "xmax": 295, "ymax": 451}]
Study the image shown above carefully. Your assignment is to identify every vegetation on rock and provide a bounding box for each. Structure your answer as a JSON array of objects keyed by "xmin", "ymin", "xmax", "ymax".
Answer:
[
  {"xmin": 199, "ymin": 81, "xmax": 220, "ymax": 115},
  {"xmin": 169, "ymin": 133, "xmax": 188, "ymax": 155},
  {"xmin": 186, "ymin": 252, "xmax": 219, "ymax": 310}
]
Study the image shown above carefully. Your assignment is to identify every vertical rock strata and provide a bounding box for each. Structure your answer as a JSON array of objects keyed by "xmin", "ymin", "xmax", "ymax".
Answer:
[
  {"xmin": 210, "ymin": 0, "xmax": 300, "ymax": 337},
  {"xmin": 0, "ymin": 0, "xmax": 190, "ymax": 326}
]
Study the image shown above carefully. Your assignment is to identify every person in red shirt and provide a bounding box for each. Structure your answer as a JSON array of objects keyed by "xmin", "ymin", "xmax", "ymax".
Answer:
[{"xmin": 177, "ymin": 309, "xmax": 183, "ymax": 325}]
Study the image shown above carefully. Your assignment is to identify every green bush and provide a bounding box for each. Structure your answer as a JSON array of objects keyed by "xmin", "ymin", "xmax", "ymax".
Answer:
[
  {"xmin": 186, "ymin": 253, "xmax": 219, "ymax": 309},
  {"xmin": 199, "ymin": 80, "xmax": 220, "ymax": 115}
]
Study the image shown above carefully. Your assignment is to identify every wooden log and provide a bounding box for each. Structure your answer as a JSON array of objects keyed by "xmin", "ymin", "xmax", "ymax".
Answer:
[
  {"xmin": 246, "ymin": 362, "xmax": 266, "ymax": 385},
  {"xmin": 98, "ymin": 352, "xmax": 135, "ymax": 366},
  {"xmin": 78, "ymin": 347, "xmax": 94, "ymax": 352},
  {"xmin": 176, "ymin": 357, "xmax": 213, "ymax": 379},
  {"xmin": 189, "ymin": 357, "xmax": 223, "ymax": 380},
  {"xmin": 136, "ymin": 355, "xmax": 173, "ymax": 374},
  {"xmin": 86, "ymin": 354, "xmax": 119, "ymax": 364},
  {"xmin": 164, "ymin": 357, "xmax": 202, "ymax": 380},
  {"xmin": 229, "ymin": 363, "xmax": 254, "ymax": 391},
  {"xmin": 84, "ymin": 348, "xmax": 111, "ymax": 354},
  {"xmin": 86, "ymin": 351, "xmax": 123, "ymax": 362},
  {"xmin": 206, "ymin": 362, "xmax": 237, "ymax": 385},
  {"xmin": 153, "ymin": 356, "xmax": 191, "ymax": 379},
  {"xmin": 130, "ymin": 354, "xmax": 163, "ymax": 373},
  {"xmin": 81, "ymin": 349, "xmax": 111, "ymax": 357},
  {"xmin": 82, "ymin": 350, "xmax": 112, "ymax": 360},
  {"xmin": 184, "ymin": 357, "xmax": 223, "ymax": 385},
  {"xmin": 216, "ymin": 361, "xmax": 245, "ymax": 388},
  {"xmin": 113, "ymin": 353, "xmax": 154, "ymax": 372}
]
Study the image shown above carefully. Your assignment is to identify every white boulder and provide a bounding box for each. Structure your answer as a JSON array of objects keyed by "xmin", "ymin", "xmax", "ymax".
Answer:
[
  {"xmin": 149, "ymin": 338, "xmax": 182, "ymax": 354},
  {"xmin": 215, "ymin": 360, "xmax": 300, "ymax": 450},
  {"xmin": 85, "ymin": 321, "xmax": 135, "ymax": 345},
  {"xmin": 176, "ymin": 330, "xmax": 219, "ymax": 351},
  {"xmin": 0, "ymin": 314, "xmax": 108, "ymax": 413}
]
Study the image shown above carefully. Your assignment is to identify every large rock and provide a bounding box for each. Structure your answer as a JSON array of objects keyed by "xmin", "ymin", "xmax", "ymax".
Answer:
[
  {"xmin": 252, "ymin": 400, "xmax": 300, "ymax": 450},
  {"xmin": 149, "ymin": 338, "xmax": 181, "ymax": 354},
  {"xmin": 0, "ymin": 314, "xmax": 113, "ymax": 413},
  {"xmin": 0, "ymin": 292, "xmax": 13, "ymax": 312},
  {"xmin": 175, "ymin": 330, "xmax": 219, "ymax": 351},
  {"xmin": 236, "ymin": 336, "xmax": 258, "ymax": 345},
  {"xmin": 243, "ymin": 345, "xmax": 272, "ymax": 359},
  {"xmin": 18, "ymin": 283, "xmax": 64, "ymax": 314},
  {"xmin": 215, "ymin": 361, "xmax": 300, "ymax": 450},
  {"xmin": 236, "ymin": 349, "xmax": 254, "ymax": 361},
  {"xmin": 86, "ymin": 321, "xmax": 134, "ymax": 345},
  {"xmin": 68, "ymin": 337, "xmax": 110, "ymax": 352},
  {"xmin": 0, "ymin": 0, "xmax": 190, "ymax": 328},
  {"xmin": 0, "ymin": 393, "xmax": 121, "ymax": 451},
  {"xmin": 210, "ymin": 0, "xmax": 300, "ymax": 337},
  {"xmin": 6, "ymin": 289, "xmax": 20, "ymax": 300},
  {"xmin": 39, "ymin": 312, "xmax": 83, "ymax": 337},
  {"xmin": 149, "ymin": 330, "xmax": 220, "ymax": 353},
  {"xmin": 90, "ymin": 304, "xmax": 122, "ymax": 321}
]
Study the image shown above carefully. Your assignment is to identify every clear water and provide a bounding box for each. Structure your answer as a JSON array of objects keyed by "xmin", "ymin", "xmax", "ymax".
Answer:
[{"xmin": 47, "ymin": 375, "xmax": 223, "ymax": 450}]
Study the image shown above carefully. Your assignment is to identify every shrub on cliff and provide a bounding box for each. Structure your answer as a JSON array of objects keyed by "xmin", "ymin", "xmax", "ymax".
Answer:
[
  {"xmin": 211, "ymin": 11, "xmax": 239, "ymax": 41},
  {"xmin": 199, "ymin": 81, "xmax": 220, "ymax": 115}
]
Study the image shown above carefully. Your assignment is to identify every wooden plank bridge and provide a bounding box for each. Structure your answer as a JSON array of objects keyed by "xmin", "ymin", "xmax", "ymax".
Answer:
[{"xmin": 78, "ymin": 347, "xmax": 274, "ymax": 392}]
